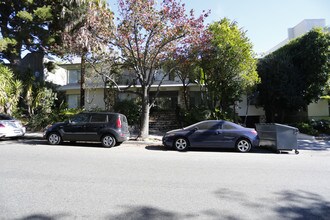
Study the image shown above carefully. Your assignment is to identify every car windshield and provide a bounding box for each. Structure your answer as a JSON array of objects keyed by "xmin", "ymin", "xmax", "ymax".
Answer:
[{"xmin": 184, "ymin": 121, "xmax": 221, "ymax": 130}]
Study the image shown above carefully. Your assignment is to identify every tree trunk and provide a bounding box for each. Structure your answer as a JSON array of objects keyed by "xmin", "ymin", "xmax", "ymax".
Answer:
[
  {"xmin": 80, "ymin": 53, "xmax": 86, "ymax": 108},
  {"xmin": 183, "ymin": 85, "xmax": 190, "ymax": 110},
  {"xmin": 139, "ymin": 87, "xmax": 150, "ymax": 139}
]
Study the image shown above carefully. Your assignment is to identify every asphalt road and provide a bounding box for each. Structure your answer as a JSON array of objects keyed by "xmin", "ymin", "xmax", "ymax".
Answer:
[{"xmin": 1, "ymin": 138, "xmax": 330, "ymax": 220}]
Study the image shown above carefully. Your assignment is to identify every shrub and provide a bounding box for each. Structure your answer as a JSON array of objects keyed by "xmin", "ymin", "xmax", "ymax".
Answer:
[
  {"xmin": 113, "ymin": 99, "xmax": 141, "ymax": 126},
  {"xmin": 292, "ymin": 122, "xmax": 319, "ymax": 136},
  {"xmin": 176, "ymin": 106, "xmax": 212, "ymax": 127},
  {"xmin": 27, "ymin": 106, "xmax": 82, "ymax": 131}
]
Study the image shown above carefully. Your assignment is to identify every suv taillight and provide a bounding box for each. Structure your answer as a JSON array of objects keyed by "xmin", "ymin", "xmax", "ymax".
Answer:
[{"xmin": 116, "ymin": 117, "xmax": 122, "ymax": 128}]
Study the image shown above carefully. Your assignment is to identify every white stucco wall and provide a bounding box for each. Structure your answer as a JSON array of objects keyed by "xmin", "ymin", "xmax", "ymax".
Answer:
[
  {"xmin": 307, "ymin": 99, "xmax": 329, "ymax": 117},
  {"xmin": 44, "ymin": 66, "xmax": 67, "ymax": 85},
  {"xmin": 85, "ymin": 89, "xmax": 105, "ymax": 110},
  {"xmin": 237, "ymin": 95, "xmax": 265, "ymax": 116}
]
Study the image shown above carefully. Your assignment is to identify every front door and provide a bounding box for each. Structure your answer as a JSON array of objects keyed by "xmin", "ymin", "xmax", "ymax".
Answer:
[{"xmin": 62, "ymin": 113, "xmax": 90, "ymax": 141}]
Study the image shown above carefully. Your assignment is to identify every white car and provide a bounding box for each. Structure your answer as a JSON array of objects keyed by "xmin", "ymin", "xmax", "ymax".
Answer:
[{"xmin": 0, "ymin": 114, "xmax": 26, "ymax": 139}]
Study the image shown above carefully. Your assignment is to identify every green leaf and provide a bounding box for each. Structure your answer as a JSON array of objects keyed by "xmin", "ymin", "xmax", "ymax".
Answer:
[
  {"xmin": 17, "ymin": 11, "xmax": 33, "ymax": 21},
  {"xmin": 34, "ymin": 6, "xmax": 52, "ymax": 21}
]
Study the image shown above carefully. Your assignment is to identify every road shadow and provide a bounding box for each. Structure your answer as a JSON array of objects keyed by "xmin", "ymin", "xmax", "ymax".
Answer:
[
  {"xmin": 14, "ymin": 189, "xmax": 330, "ymax": 220},
  {"xmin": 106, "ymin": 205, "xmax": 188, "ymax": 220},
  {"xmin": 145, "ymin": 145, "xmax": 168, "ymax": 151},
  {"xmin": 274, "ymin": 190, "xmax": 330, "ymax": 219},
  {"xmin": 16, "ymin": 213, "xmax": 69, "ymax": 220},
  {"xmin": 145, "ymin": 144, "xmax": 278, "ymax": 154},
  {"xmin": 298, "ymin": 139, "xmax": 330, "ymax": 151},
  {"xmin": 213, "ymin": 188, "xmax": 330, "ymax": 220},
  {"xmin": 11, "ymin": 139, "xmax": 119, "ymax": 149}
]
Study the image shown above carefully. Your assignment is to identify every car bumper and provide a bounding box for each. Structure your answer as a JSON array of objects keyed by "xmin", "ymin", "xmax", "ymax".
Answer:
[
  {"xmin": 0, "ymin": 127, "xmax": 26, "ymax": 138},
  {"xmin": 162, "ymin": 136, "xmax": 174, "ymax": 147},
  {"xmin": 117, "ymin": 132, "xmax": 130, "ymax": 142},
  {"xmin": 252, "ymin": 137, "xmax": 260, "ymax": 147}
]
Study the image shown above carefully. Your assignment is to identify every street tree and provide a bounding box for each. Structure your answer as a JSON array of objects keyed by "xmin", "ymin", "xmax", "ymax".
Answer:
[
  {"xmin": 162, "ymin": 50, "xmax": 200, "ymax": 110},
  {"xmin": 200, "ymin": 18, "xmax": 259, "ymax": 120},
  {"xmin": 258, "ymin": 28, "xmax": 330, "ymax": 122},
  {"xmin": 0, "ymin": 0, "xmax": 64, "ymax": 69},
  {"xmin": 112, "ymin": 0, "xmax": 208, "ymax": 138},
  {"xmin": 59, "ymin": 0, "xmax": 114, "ymax": 108}
]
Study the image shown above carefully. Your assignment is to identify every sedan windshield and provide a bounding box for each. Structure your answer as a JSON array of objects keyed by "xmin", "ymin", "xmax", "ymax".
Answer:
[{"xmin": 184, "ymin": 121, "xmax": 222, "ymax": 130}]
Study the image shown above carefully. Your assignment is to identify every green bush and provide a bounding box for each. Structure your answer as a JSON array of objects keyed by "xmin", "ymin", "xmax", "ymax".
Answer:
[
  {"xmin": 113, "ymin": 99, "xmax": 141, "ymax": 126},
  {"xmin": 27, "ymin": 107, "xmax": 82, "ymax": 131},
  {"xmin": 176, "ymin": 106, "xmax": 212, "ymax": 127},
  {"xmin": 292, "ymin": 119, "xmax": 330, "ymax": 136},
  {"xmin": 292, "ymin": 122, "xmax": 319, "ymax": 136}
]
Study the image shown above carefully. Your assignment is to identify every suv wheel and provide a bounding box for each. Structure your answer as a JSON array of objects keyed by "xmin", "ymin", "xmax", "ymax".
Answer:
[
  {"xmin": 48, "ymin": 132, "xmax": 62, "ymax": 145},
  {"xmin": 102, "ymin": 134, "xmax": 116, "ymax": 148}
]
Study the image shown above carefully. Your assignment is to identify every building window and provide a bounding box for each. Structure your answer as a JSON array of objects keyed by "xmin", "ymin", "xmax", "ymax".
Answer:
[
  {"xmin": 67, "ymin": 94, "xmax": 80, "ymax": 109},
  {"xmin": 68, "ymin": 69, "xmax": 81, "ymax": 84}
]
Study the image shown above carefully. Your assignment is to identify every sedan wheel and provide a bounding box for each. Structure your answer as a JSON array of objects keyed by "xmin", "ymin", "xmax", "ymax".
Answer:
[
  {"xmin": 236, "ymin": 139, "xmax": 251, "ymax": 152},
  {"xmin": 48, "ymin": 132, "xmax": 62, "ymax": 145},
  {"xmin": 102, "ymin": 134, "xmax": 116, "ymax": 148},
  {"xmin": 174, "ymin": 138, "xmax": 189, "ymax": 151}
]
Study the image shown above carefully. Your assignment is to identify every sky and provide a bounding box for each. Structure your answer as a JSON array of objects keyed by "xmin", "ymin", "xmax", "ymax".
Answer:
[{"xmin": 108, "ymin": 0, "xmax": 330, "ymax": 55}]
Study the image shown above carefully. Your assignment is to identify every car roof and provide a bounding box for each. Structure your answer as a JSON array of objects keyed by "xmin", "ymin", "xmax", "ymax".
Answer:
[{"xmin": 81, "ymin": 112, "xmax": 122, "ymax": 115}]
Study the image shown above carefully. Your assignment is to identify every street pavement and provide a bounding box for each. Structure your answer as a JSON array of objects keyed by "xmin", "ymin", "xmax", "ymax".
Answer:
[{"xmin": 0, "ymin": 133, "xmax": 330, "ymax": 219}]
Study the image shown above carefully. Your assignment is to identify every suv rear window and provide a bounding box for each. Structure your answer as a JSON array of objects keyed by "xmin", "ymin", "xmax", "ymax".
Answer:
[
  {"xmin": 90, "ymin": 114, "xmax": 107, "ymax": 122},
  {"xmin": 120, "ymin": 115, "xmax": 128, "ymax": 123}
]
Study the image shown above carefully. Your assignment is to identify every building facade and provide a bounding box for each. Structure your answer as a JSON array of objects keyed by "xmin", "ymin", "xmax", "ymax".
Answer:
[{"xmin": 44, "ymin": 19, "xmax": 329, "ymax": 126}]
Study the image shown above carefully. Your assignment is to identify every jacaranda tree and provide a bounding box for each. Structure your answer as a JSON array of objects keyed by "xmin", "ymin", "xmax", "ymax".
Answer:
[{"xmin": 112, "ymin": 0, "xmax": 209, "ymax": 138}]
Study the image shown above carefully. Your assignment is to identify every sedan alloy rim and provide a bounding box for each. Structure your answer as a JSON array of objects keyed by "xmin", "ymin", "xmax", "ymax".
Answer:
[
  {"xmin": 237, "ymin": 140, "xmax": 250, "ymax": 152},
  {"xmin": 175, "ymin": 138, "xmax": 187, "ymax": 150}
]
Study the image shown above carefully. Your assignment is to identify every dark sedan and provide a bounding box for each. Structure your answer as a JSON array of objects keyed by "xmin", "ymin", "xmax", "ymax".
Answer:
[{"xmin": 162, "ymin": 120, "xmax": 259, "ymax": 152}]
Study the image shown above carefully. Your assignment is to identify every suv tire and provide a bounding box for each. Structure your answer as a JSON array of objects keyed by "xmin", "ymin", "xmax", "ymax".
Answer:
[
  {"xmin": 101, "ymin": 134, "xmax": 116, "ymax": 148},
  {"xmin": 48, "ymin": 132, "xmax": 62, "ymax": 145}
]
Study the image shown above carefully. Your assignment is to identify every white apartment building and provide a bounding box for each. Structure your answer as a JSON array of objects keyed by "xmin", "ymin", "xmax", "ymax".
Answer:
[{"xmin": 266, "ymin": 19, "xmax": 326, "ymax": 54}]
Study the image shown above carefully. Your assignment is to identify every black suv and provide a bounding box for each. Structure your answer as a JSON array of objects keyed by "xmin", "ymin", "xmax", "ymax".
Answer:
[{"xmin": 44, "ymin": 112, "xmax": 130, "ymax": 147}]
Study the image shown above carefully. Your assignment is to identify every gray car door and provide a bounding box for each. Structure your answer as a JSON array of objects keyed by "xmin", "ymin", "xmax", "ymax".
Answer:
[{"xmin": 62, "ymin": 113, "xmax": 90, "ymax": 141}]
